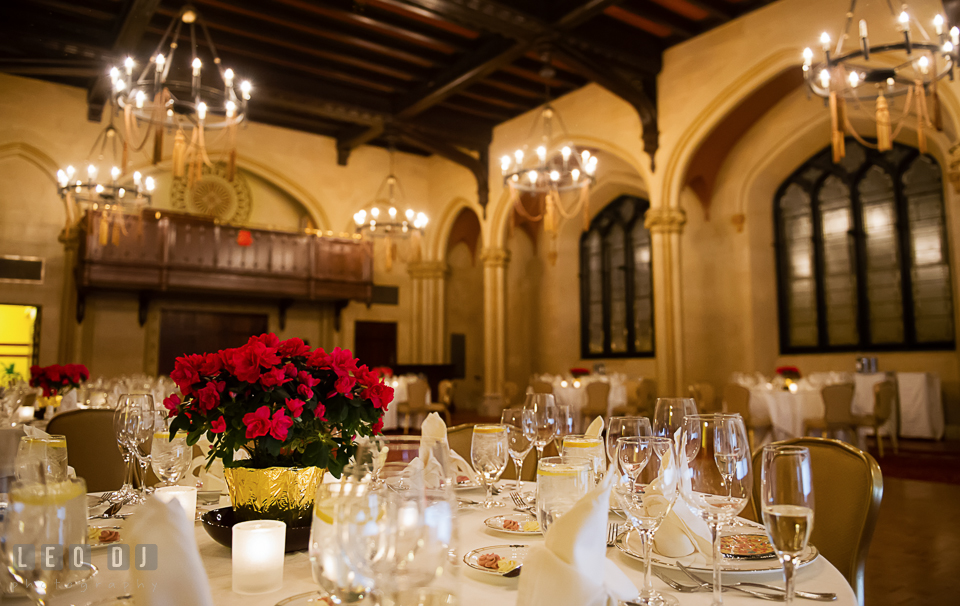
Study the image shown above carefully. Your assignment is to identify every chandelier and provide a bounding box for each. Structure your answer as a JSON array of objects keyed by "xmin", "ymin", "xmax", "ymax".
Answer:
[
  {"xmin": 108, "ymin": 4, "xmax": 250, "ymax": 184},
  {"xmin": 353, "ymin": 147, "xmax": 428, "ymax": 271},
  {"xmin": 803, "ymin": 1, "xmax": 955, "ymax": 162}
]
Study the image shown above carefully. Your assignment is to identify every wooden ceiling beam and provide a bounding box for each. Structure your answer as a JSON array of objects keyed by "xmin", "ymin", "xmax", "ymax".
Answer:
[
  {"xmin": 355, "ymin": 0, "xmax": 480, "ymax": 39},
  {"xmin": 607, "ymin": 3, "xmax": 699, "ymax": 39},
  {"xmin": 679, "ymin": 0, "xmax": 734, "ymax": 22},
  {"xmin": 0, "ymin": 59, "xmax": 103, "ymax": 78},
  {"xmin": 86, "ymin": 0, "xmax": 162, "ymax": 121},
  {"xmin": 336, "ymin": 124, "xmax": 386, "ymax": 165},
  {"xmin": 500, "ymin": 64, "xmax": 579, "ymax": 89},
  {"xmin": 28, "ymin": 0, "xmax": 116, "ymax": 22},
  {"xmin": 255, "ymin": 90, "xmax": 388, "ymax": 126}
]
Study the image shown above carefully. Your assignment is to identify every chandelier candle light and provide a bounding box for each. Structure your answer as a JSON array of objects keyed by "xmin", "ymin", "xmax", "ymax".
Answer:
[
  {"xmin": 803, "ymin": 1, "xmax": 955, "ymax": 162},
  {"xmin": 109, "ymin": 4, "xmax": 250, "ymax": 185}
]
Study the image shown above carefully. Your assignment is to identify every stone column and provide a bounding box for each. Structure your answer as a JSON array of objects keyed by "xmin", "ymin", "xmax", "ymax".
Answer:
[
  {"xmin": 480, "ymin": 247, "xmax": 509, "ymax": 412},
  {"xmin": 407, "ymin": 261, "xmax": 448, "ymax": 364},
  {"xmin": 57, "ymin": 225, "xmax": 82, "ymax": 364},
  {"xmin": 644, "ymin": 207, "xmax": 687, "ymax": 397}
]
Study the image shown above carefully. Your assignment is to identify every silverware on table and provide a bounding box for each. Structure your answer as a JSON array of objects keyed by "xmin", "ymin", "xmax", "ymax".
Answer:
[
  {"xmin": 509, "ymin": 492, "xmax": 534, "ymax": 512},
  {"xmin": 606, "ymin": 523, "xmax": 621, "ymax": 547},
  {"xmin": 675, "ymin": 562, "xmax": 835, "ymax": 602},
  {"xmin": 673, "ymin": 563, "xmax": 783, "ymax": 601},
  {"xmin": 88, "ymin": 502, "xmax": 123, "ymax": 519}
]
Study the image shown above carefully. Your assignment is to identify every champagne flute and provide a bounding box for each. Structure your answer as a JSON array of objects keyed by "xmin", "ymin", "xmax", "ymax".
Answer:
[
  {"xmin": 112, "ymin": 394, "xmax": 143, "ymax": 504},
  {"xmin": 653, "ymin": 397, "xmax": 697, "ymax": 438},
  {"xmin": 680, "ymin": 414, "xmax": 752, "ymax": 606},
  {"xmin": 613, "ymin": 437, "xmax": 679, "ymax": 606},
  {"xmin": 761, "ymin": 445, "xmax": 814, "ymax": 606},
  {"xmin": 150, "ymin": 429, "xmax": 191, "ymax": 487},
  {"xmin": 607, "ymin": 417, "xmax": 653, "ymax": 474},
  {"xmin": 524, "ymin": 393, "xmax": 557, "ymax": 464},
  {"xmin": 501, "ymin": 408, "xmax": 535, "ymax": 492},
  {"xmin": 471, "ymin": 424, "xmax": 509, "ymax": 508}
]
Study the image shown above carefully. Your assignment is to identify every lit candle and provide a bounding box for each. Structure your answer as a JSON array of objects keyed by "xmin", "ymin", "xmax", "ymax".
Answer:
[
  {"xmin": 154, "ymin": 486, "xmax": 197, "ymax": 522},
  {"xmin": 224, "ymin": 68, "xmax": 234, "ymax": 88},
  {"xmin": 859, "ymin": 19, "xmax": 868, "ymax": 39},
  {"xmin": 232, "ymin": 520, "xmax": 286, "ymax": 595},
  {"xmin": 935, "ymin": 14, "xmax": 944, "ymax": 36},
  {"xmin": 820, "ymin": 32, "xmax": 831, "ymax": 51},
  {"xmin": 124, "ymin": 56, "xmax": 134, "ymax": 76},
  {"xmin": 240, "ymin": 80, "xmax": 252, "ymax": 100},
  {"xmin": 192, "ymin": 57, "xmax": 202, "ymax": 76},
  {"xmin": 952, "ymin": 26, "xmax": 959, "ymax": 47}
]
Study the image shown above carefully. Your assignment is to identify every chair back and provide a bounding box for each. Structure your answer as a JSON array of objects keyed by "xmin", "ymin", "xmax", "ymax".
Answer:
[
  {"xmin": 622, "ymin": 379, "xmax": 641, "ymax": 414},
  {"xmin": 583, "ymin": 381, "xmax": 611, "ymax": 417},
  {"xmin": 822, "ymin": 383, "xmax": 857, "ymax": 425},
  {"xmin": 636, "ymin": 378, "xmax": 657, "ymax": 416},
  {"xmin": 406, "ymin": 379, "xmax": 430, "ymax": 412},
  {"xmin": 688, "ymin": 382, "xmax": 717, "ymax": 413},
  {"xmin": 873, "ymin": 380, "xmax": 897, "ymax": 424},
  {"xmin": 531, "ymin": 380, "xmax": 553, "ymax": 394},
  {"xmin": 722, "ymin": 383, "xmax": 751, "ymax": 422},
  {"xmin": 46, "ymin": 409, "xmax": 126, "ymax": 492},
  {"xmin": 751, "ymin": 437, "xmax": 882, "ymax": 604},
  {"xmin": 446, "ymin": 423, "xmax": 475, "ymax": 462},
  {"xmin": 502, "ymin": 381, "xmax": 519, "ymax": 407},
  {"xmin": 438, "ymin": 380, "xmax": 454, "ymax": 406}
]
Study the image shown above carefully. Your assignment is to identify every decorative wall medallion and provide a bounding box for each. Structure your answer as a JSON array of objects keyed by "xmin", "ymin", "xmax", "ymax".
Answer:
[{"xmin": 171, "ymin": 162, "xmax": 252, "ymax": 223}]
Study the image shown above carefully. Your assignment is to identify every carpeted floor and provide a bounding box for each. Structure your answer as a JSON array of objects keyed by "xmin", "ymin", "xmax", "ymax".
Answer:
[{"xmin": 864, "ymin": 437, "xmax": 960, "ymax": 485}]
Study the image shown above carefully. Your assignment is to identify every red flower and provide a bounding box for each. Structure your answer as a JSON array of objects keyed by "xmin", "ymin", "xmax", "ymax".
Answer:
[
  {"xmin": 331, "ymin": 375, "xmax": 357, "ymax": 399},
  {"xmin": 210, "ymin": 416, "xmax": 226, "ymax": 433},
  {"xmin": 243, "ymin": 406, "xmax": 273, "ymax": 439},
  {"xmin": 259, "ymin": 367, "xmax": 292, "ymax": 389},
  {"xmin": 361, "ymin": 382, "xmax": 394, "ymax": 411},
  {"xmin": 199, "ymin": 353, "xmax": 223, "ymax": 376},
  {"xmin": 232, "ymin": 342, "xmax": 281, "ymax": 383},
  {"xmin": 371, "ymin": 418, "xmax": 384, "ymax": 435},
  {"xmin": 286, "ymin": 398, "xmax": 305, "ymax": 417},
  {"xmin": 314, "ymin": 403, "xmax": 326, "ymax": 421},
  {"xmin": 297, "ymin": 384, "xmax": 314, "ymax": 400},
  {"xmin": 298, "ymin": 371, "xmax": 320, "ymax": 388},
  {"xmin": 44, "ymin": 365, "xmax": 62, "ymax": 383},
  {"xmin": 170, "ymin": 354, "xmax": 203, "ymax": 395},
  {"xmin": 163, "ymin": 393, "xmax": 181, "ymax": 413},
  {"xmin": 196, "ymin": 381, "xmax": 224, "ymax": 413},
  {"xmin": 308, "ymin": 347, "xmax": 357, "ymax": 378},
  {"xmin": 269, "ymin": 409, "xmax": 294, "ymax": 441},
  {"xmin": 248, "ymin": 333, "xmax": 281, "ymax": 349},
  {"xmin": 278, "ymin": 338, "xmax": 312, "ymax": 358}
]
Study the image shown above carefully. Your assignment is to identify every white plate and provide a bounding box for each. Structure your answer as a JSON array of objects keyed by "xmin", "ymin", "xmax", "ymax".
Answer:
[
  {"xmin": 454, "ymin": 479, "xmax": 481, "ymax": 490},
  {"xmin": 483, "ymin": 515, "xmax": 542, "ymax": 535},
  {"xmin": 615, "ymin": 522, "xmax": 819, "ymax": 574},
  {"xmin": 88, "ymin": 525, "xmax": 124, "ymax": 550},
  {"xmin": 463, "ymin": 544, "xmax": 528, "ymax": 576}
]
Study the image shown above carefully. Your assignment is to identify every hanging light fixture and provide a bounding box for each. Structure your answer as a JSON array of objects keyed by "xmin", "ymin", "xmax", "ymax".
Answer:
[
  {"xmin": 500, "ymin": 53, "xmax": 597, "ymax": 264},
  {"xmin": 354, "ymin": 144, "xmax": 428, "ymax": 271},
  {"xmin": 803, "ymin": 2, "xmax": 954, "ymax": 162},
  {"xmin": 108, "ymin": 4, "xmax": 250, "ymax": 184}
]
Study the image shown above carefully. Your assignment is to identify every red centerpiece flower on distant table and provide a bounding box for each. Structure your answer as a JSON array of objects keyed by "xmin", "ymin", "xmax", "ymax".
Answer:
[
  {"xmin": 165, "ymin": 334, "xmax": 393, "ymax": 477},
  {"xmin": 569, "ymin": 367, "xmax": 590, "ymax": 378},
  {"xmin": 29, "ymin": 363, "xmax": 89, "ymax": 397},
  {"xmin": 775, "ymin": 366, "xmax": 801, "ymax": 380}
]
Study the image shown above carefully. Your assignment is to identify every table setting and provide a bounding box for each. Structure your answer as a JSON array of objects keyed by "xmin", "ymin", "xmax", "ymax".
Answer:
[{"xmin": 535, "ymin": 373, "xmax": 630, "ymax": 418}]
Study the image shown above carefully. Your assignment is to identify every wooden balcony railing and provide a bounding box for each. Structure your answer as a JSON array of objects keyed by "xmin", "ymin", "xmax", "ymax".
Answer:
[{"xmin": 75, "ymin": 210, "xmax": 373, "ymax": 324}]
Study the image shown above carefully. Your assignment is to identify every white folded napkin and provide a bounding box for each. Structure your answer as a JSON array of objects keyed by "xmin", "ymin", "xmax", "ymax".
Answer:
[
  {"xmin": 127, "ymin": 496, "xmax": 214, "ymax": 606},
  {"xmin": 418, "ymin": 412, "xmax": 478, "ymax": 482},
  {"xmin": 517, "ymin": 473, "xmax": 636, "ymax": 606},
  {"xmin": 585, "ymin": 416, "xmax": 604, "ymax": 438}
]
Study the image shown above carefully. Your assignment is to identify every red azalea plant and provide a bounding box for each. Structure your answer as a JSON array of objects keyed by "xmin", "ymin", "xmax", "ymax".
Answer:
[
  {"xmin": 164, "ymin": 333, "xmax": 393, "ymax": 477},
  {"xmin": 372, "ymin": 366, "xmax": 393, "ymax": 378},
  {"xmin": 29, "ymin": 364, "xmax": 89, "ymax": 397},
  {"xmin": 570, "ymin": 367, "xmax": 590, "ymax": 378},
  {"xmin": 775, "ymin": 366, "xmax": 801, "ymax": 379}
]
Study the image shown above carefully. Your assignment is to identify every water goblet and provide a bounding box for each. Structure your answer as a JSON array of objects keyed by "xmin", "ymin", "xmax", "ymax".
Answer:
[
  {"xmin": 653, "ymin": 397, "xmax": 698, "ymax": 438},
  {"xmin": 150, "ymin": 429, "xmax": 191, "ymax": 487},
  {"xmin": 15, "ymin": 435, "xmax": 69, "ymax": 483},
  {"xmin": 560, "ymin": 434, "xmax": 605, "ymax": 484},
  {"xmin": 761, "ymin": 445, "xmax": 815, "ymax": 606},
  {"xmin": 524, "ymin": 393, "xmax": 557, "ymax": 464},
  {"xmin": 607, "ymin": 417, "xmax": 653, "ymax": 474},
  {"xmin": 500, "ymin": 408, "xmax": 535, "ymax": 492},
  {"xmin": 471, "ymin": 424, "xmax": 508, "ymax": 508}
]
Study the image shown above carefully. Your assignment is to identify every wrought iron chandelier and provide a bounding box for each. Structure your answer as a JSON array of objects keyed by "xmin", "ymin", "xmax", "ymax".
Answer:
[
  {"xmin": 108, "ymin": 4, "xmax": 250, "ymax": 183},
  {"xmin": 803, "ymin": 1, "xmax": 955, "ymax": 161}
]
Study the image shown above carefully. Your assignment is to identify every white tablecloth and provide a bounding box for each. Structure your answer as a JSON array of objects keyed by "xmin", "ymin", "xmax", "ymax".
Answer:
[
  {"xmin": 851, "ymin": 373, "xmax": 897, "ymax": 437},
  {"xmin": 539, "ymin": 374, "xmax": 628, "ymax": 418},
  {"xmin": 896, "ymin": 372, "xmax": 944, "ymax": 439},
  {"xmin": 35, "ymin": 484, "xmax": 857, "ymax": 606},
  {"xmin": 381, "ymin": 375, "xmax": 431, "ymax": 430},
  {"xmin": 748, "ymin": 387, "xmax": 824, "ymax": 438}
]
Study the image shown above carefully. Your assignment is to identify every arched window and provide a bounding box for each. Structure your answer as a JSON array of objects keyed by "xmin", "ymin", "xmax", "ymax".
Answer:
[
  {"xmin": 775, "ymin": 139, "xmax": 954, "ymax": 352},
  {"xmin": 580, "ymin": 195, "xmax": 654, "ymax": 358}
]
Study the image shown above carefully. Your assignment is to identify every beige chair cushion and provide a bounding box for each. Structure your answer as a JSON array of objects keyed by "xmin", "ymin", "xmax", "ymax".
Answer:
[
  {"xmin": 47, "ymin": 409, "xmax": 126, "ymax": 493},
  {"xmin": 583, "ymin": 381, "xmax": 611, "ymax": 417}
]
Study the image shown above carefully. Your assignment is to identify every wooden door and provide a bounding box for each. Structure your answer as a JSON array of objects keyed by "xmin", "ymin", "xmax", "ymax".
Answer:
[
  {"xmin": 158, "ymin": 310, "xmax": 269, "ymax": 375},
  {"xmin": 354, "ymin": 321, "xmax": 397, "ymax": 368}
]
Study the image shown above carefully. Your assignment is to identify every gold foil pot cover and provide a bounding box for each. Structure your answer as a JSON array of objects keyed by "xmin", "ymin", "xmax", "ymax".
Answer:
[
  {"xmin": 224, "ymin": 466, "xmax": 325, "ymax": 525},
  {"xmin": 36, "ymin": 395, "xmax": 63, "ymax": 409}
]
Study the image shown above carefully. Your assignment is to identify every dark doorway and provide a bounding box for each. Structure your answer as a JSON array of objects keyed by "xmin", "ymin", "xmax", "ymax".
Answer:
[
  {"xmin": 450, "ymin": 333, "xmax": 466, "ymax": 379},
  {"xmin": 354, "ymin": 321, "xmax": 397, "ymax": 368},
  {"xmin": 158, "ymin": 310, "xmax": 269, "ymax": 375}
]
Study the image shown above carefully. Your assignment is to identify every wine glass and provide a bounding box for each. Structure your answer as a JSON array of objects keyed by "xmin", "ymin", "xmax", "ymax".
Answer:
[
  {"xmin": 653, "ymin": 397, "xmax": 698, "ymax": 439},
  {"xmin": 114, "ymin": 394, "xmax": 156, "ymax": 504},
  {"xmin": 607, "ymin": 417, "xmax": 653, "ymax": 474},
  {"xmin": 680, "ymin": 414, "xmax": 752, "ymax": 606},
  {"xmin": 500, "ymin": 408, "xmax": 535, "ymax": 492},
  {"xmin": 761, "ymin": 445, "xmax": 814, "ymax": 606},
  {"xmin": 524, "ymin": 393, "xmax": 557, "ymax": 464},
  {"xmin": 15, "ymin": 435, "xmax": 69, "ymax": 483},
  {"xmin": 536, "ymin": 455, "xmax": 591, "ymax": 533},
  {"xmin": 556, "ymin": 403, "xmax": 575, "ymax": 438},
  {"xmin": 560, "ymin": 434, "xmax": 605, "ymax": 484},
  {"xmin": 471, "ymin": 424, "xmax": 508, "ymax": 508},
  {"xmin": 150, "ymin": 428, "xmax": 191, "ymax": 487},
  {"xmin": 613, "ymin": 436, "xmax": 679, "ymax": 606},
  {"xmin": 1, "ymin": 478, "xmax": 88, "ymax": 606}
]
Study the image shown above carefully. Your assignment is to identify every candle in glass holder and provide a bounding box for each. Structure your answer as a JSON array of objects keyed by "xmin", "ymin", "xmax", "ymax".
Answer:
[
  {"xmin": 154, "ymin": 486, "xmax": 197, "ymax": 522},
  {"xmin": 232, "ymin": 520, "xmax": 286, "ymax": 594}
]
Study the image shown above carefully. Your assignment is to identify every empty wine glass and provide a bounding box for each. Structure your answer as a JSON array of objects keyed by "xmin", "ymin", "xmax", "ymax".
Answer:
[
  {"xmin": 653, "ymin": 397, "xmax": 698, "ymax": 438},
  {"xmin": 680, "ymin": 414, "xmax": 752, "ymax": 606},
  {"xmin": 114, "ymin": 394, "xmax": 156, "ymax": 505},
  {"xmin": 500, "ymin": 408, "xmax": 535, "ymax": 492},
  {"xmin": 607, "ymin": 417, "xmax": 653, "ymax": 475},
  {"xmin": 524, "ymin": 393, "xmax": 557, "ymax": 464},
  {"xmin": 471, "ymin": 424, "xmax": 508, "ymax": 508},
  {"xmin": 613, "ymin": 436, "xmax": 679, "ymax": 606},
  {"xmin": 556, "ymin": 403, "xmax": 575, "ymax": 437},
  {"xmin": 150, "ymin": 428, "xmax": 190, "ymax": 487},
  {"xmin": 761, "ymin": 445, "xmax": 814, "ymax": 606}
]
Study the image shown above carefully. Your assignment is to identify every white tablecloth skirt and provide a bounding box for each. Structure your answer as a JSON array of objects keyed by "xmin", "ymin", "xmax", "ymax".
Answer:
[{"xmin": 544, "ymin": 374, "xmax": 628, "ymax": 419}]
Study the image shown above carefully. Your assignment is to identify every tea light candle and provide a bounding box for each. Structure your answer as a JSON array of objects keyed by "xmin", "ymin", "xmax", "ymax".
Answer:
[
  {"xmin": 232, "ymin": 520, "xmax": 286, "ymax": 594},
  {"xmin": 154, "ymin": 486, "xmax": 197, "ymax": 522}
]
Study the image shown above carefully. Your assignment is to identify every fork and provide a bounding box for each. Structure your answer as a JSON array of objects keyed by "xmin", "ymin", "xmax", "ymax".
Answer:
[
  {"xmin": 674, "ymin": 562, "xmax": 784, "ymax": 601},
  {"xmin": 652, "ymin": 570, "xmax": 706, "ymax": 593},
  {"xmin": 510, "ymin": 492, "xmax": 534, "ymax": 511},
  {"xmin": 606, "ymin": 523, "xmax": 620, "ymax": 546},
  {"xmin": 675, "ymin": 562, "xmax": 836, "ymax": 602}
]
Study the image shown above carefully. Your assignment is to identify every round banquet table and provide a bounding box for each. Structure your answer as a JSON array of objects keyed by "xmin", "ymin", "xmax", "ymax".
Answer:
[{"xmin": 30, "ymin": 484, "xmax": 857, "ymax": 606}]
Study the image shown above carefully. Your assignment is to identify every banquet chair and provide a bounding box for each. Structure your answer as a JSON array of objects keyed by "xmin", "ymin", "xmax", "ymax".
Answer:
[
  {"xmin": 860, "ymin": 380, "xmax": 899, "ymax": 457},
  {"xmin": 808, "ymin": 383, "xmax": 858, "ymax": 439},
  {"xmin": 396, "ymin": 379, "xmax": 429, "ymax": 433},
  {"xmin": 688, "ymin": 381, "xmax": 718, "ymax": 413},
  {"xmin": 46, "ymin": 409, "xmax": 126, "ymax": 493},
  {"xmin": 447, "ymin": 423, "xmax": 546, "ymax": 483},
  {"xmin": 502, "ymin": 381, "xmax": 520, "ymax": 409},
  {"xmin": 530, "ymin": 380, "xmax": 554, "ymax": 394},
  {"xmin": 426, "ymin": 380, "xmax": 453, "ymax": 425},
  {"xmin": 722, "ymin": 383, "xmax": 770, "ymax": 450},
  {"xmin": 611, "ymin": 379, "xmax": 640, "ymax": 415},
  {"xmin": 750, "ymin": 437, "xmax": 883, "ymax": 605},
  {"xmin": 582, "ymin": 381, "xmax": 611, "ymax": 421},
  {"xmin": 636, "ymin": 379, "xmax": 657, "ymax": 417}
]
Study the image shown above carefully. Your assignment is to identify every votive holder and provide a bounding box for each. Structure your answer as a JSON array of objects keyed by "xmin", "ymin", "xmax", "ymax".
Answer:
[
  {"xmin": 154, "ymin": 486, "xmax": 198, "ymax": 522},
  {"xmin": 232, "ymin": 519, "xmax": 286, "ymax": 594}
]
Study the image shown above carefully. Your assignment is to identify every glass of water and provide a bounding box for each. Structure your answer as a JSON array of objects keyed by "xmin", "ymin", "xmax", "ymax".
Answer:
[
  {"xmin": 560, "ymin": 434, "xmax": 605, "ymax": 484},
  {"xmin": 15, "ymin": 435, "xmax": 69, "ymax": 483},
  {"xmin": 150, "ymin": 430, "xmax": 191, "ymax": 487},
  {"xmin": 536, "ymin": 456, "xmax": 591, "ymax": 533},
  {"xmin": 471, "ymin": 424, "xmax": 509, "ymax": 508}
]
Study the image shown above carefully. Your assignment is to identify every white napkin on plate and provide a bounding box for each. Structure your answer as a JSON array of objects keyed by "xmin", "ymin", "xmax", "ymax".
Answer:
[
  {"xmin": 418, "ymin": 412, "xmax": 478, "ymax": 483},
  {"xmin": 517, "ymin": 473, "xmax": 636, "ymax": 606},
  {"xmin": 585, "ymin": 416, "xmax": 604, "ymax": 438},
  {"xmin": 127, "ymin": 496, "xmax": 214, "ymax": 606}
]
